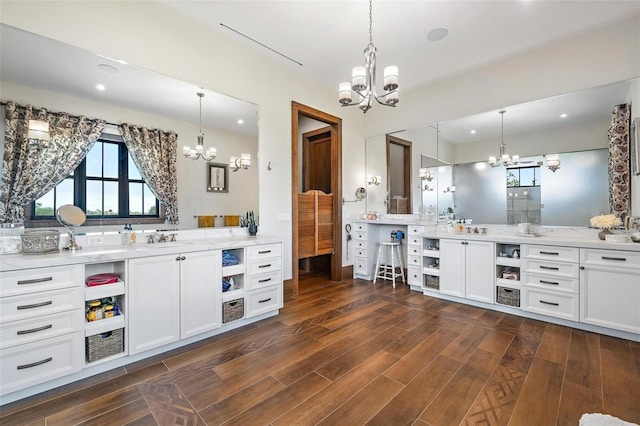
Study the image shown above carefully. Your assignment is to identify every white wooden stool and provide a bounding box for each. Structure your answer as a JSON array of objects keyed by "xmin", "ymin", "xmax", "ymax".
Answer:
[{"xmin": 373, "ymin": 241, "xmax": 405, "ymax": 288}]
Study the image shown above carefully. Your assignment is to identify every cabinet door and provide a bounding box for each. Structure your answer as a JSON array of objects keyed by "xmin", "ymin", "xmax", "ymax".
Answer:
[
  {"xmin": 181, "ymin": 250, "xmax": 222, "ymax": 338},
  {"xmin": 580, "ymin": 265, "xmax": 640, "ymax": 334},
  {"xmin": 465, "ymin": 241, "xmax": 495, "ymax": 303},
  {"xmin": 440, "ymin": 239, "xmax": 466, "ymax": 297},
  {"xmin": 128, "ymin": 255, "xmax": 180, "ymax": 355}
]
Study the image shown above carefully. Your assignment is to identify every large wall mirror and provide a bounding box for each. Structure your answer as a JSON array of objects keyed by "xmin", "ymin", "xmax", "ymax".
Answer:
[
  {"xmin": 0, "ymin": 23, "xmax": 259, "ymax": 230},
  {"xmin": 365, "ymin": 78, "xmax": 638, "ymax": 226}
]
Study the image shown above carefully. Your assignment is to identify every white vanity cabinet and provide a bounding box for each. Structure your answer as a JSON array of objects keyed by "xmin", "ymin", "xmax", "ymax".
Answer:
[
  {"xmin": 129, "ymin": 250, "xmax": 221, "ymax": 354},
  {"xmin": 0, "ymin": 265, "xmax": 84, "ymax": 396},
  {"xmin": 521, "ymin": 245, "xmax": 579, "ymax": 321},
  {"xmin": 406, "ymin": 225, "xmax": 424, "ymax": 288},
  {"xmin": 352, "ymin": 223, "xmax": 373, "ymax": 280},
  {"xmin": 245, "ymin": 243, "xmax": 283, "ymax": 318},
  {"xmin": 439, "ymin": 239, "xmax": 494, "ymax": 303},
  {"xmin": 580, "ymin": 248, "xmax": 640, "ymax": 334}
]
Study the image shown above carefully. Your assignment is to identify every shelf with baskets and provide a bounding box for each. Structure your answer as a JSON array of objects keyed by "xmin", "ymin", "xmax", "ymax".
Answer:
[
  {"xmin": 84, "ymin": 261, "xmax": 127, "ymax": 365},
  {"xmin": 221, "ymin": 248, "xmax": 245, "ymax": 303},
  {"xmin": 495, "ymin": 243, "xmax": 521, "ymax": 308},
  {"xmin": 421, "ymin": 237, "xmax": 440, "ymax": 291}
]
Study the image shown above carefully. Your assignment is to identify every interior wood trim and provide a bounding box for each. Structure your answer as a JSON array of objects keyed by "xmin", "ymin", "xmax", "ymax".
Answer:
[
  {"xmin": 386, "ymin": 134, "xmax": 412, "ymax": 213},
  {"xmin": 291, "ymin": 101, "xmax": 343, "ymax": 296}
]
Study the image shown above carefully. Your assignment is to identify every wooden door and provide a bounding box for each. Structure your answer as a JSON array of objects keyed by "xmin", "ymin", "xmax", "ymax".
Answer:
[{"xmin": 303, "ymin": 127, "xmax": 332, "ymax": 194}]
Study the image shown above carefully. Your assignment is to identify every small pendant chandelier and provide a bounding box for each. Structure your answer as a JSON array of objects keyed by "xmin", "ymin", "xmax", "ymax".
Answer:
[
  {"xmin": 338, "ymin": 0, "xmax": 399, "ymax": 113},
  {"xmin": 183, "ymin": 92, "xmax": 217, "ymax": 161},
  {"xmin": 489, "ymin": 110, "xmax": 519, "ymax": 167}
]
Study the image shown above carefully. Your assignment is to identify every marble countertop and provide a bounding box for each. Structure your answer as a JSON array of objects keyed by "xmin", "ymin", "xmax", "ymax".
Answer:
[{"xmin": 0, "ymin": 234, "xmax": 282, "ymax": 272}]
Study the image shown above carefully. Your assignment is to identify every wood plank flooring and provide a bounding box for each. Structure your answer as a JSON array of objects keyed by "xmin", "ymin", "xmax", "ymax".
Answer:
[{"xmin": 1, "ymin": 277, "xmax": 639, "ymax": 425}]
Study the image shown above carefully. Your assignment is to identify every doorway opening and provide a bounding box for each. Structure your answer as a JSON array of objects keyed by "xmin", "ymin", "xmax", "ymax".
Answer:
[
  {"xmin": 386, "ymin": 135, "xmax": 412, "ymax": 213},
  {"xmin": 292, "ymin": 102, "xmax": 342, "ymax": 295}
]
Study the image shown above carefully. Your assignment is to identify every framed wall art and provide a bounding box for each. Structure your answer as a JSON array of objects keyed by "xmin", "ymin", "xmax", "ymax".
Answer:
[{"xmin": 207, "ymin": 162, "xmax": 228, "ymax": 192}]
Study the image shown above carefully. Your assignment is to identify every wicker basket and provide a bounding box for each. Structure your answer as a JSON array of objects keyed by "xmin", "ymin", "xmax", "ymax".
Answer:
[
  {"xmin": 86, "ymin": 328, "xmax": 124, "ymax": 362},
  {"xmin": 496, "ymin": 286, "xmax": 520, "ymax": 307},
  {"xmin": 425, "ymin": 275, "xmax": 440, "ymax": 290},
  {"xmin": 223, "ymin": 298, "xmax": 244, "ymax": 323},
  {"xmin": 21, "ymin": 229, "xmax": 60, "ymax": 254}
]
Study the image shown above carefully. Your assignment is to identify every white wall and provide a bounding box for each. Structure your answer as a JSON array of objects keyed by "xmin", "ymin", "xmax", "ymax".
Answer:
[
  {"xmin": 1, "ymin": 81, "xmax": 259, "ymax": 232},
  {"xmin": 0, "ymin": 1, "xmax": 366, "ymax": 280},
  {"xmin": 628, "ymin": 79, "xmax": 640, "ymax": 218}
]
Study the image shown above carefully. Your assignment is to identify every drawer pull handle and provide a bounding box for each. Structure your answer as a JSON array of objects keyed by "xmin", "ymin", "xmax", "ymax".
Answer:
[
  {"xmin": 258, "ymin": 278, "xmax": 272, "ymax": 283},
  {"xmin": 258, "ymin": 297, "xmax": 272, "ymax": 303},
  {"xmin": 17, "ymin": 277, "xmax": 53, "ymax": 285},
  {"xmin": 539, "ymin": 266, "xmax": 559, "ymax": 271},
  {"xmin": 17, "ymin": 357, "xmax": 52, "ymax": 370},
  {"xmin": 601, "ymin": 256, "xmax": 626, "ymax": 262},
  {"xmin": 540, "ymin": 251, "xmax": 559, "ymax": 256},
  {"xmin": 258, "ymin": 264, "xmax": 272, "ymax": 269},
  {"xmin": 258, "ymin": 250, "xmax": 272, "ymax": 254},
  {"xmin": 539, "ymin": 280, "xmax": 559, "ymax": 286},
  {"xmin": 503, "ymin": 288, "xmax": 514, "ymax": 293},
  {"xmin": 540, "ymin": 300, "xmax": 559, "ymax": 306},
  {"xmin": 17, "ymin": 324, "xmax": 53, "ymax": 335},
  {"xmin": 17, "ymin": 301, "xmax": 53, "ymax": 310}
]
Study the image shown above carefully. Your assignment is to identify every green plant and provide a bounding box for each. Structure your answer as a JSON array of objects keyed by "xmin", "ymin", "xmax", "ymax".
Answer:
[{"xmin": 241, "ymin": 210, "xmax": 256, "ymax": 227}]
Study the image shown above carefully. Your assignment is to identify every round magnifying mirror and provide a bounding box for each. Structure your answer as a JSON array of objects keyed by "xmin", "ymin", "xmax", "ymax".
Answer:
[{"xmin": 56, "ymin": 204, "xmax": 86, "ymax": 250}]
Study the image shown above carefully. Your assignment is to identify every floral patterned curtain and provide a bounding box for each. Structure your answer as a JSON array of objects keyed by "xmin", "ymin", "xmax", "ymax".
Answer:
[
  {"xmin": 0, "ymin": 101, "xmax": 105, "ymax": 223},
  {"xmin": 119, "ymin": 124, "xmax": 179, "ymax": 224},
  {"xmin": 608, "ymin": 103, "xmax": 631, "ymax": 220}
]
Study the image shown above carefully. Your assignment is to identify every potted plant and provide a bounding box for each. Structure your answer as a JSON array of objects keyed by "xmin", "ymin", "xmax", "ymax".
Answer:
[{"xmin": 241, "ymin": 210, "xmax": 258, "ymax": 236}]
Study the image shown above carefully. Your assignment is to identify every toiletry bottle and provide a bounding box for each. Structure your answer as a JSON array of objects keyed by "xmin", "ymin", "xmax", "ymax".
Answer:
[
  {"xmin": 130, "ymin": 226, "xmax": 137, "ymax": 244},
  {"xmin": 122, "ymin": 224, "xmax": 131, "ymax": 245}
]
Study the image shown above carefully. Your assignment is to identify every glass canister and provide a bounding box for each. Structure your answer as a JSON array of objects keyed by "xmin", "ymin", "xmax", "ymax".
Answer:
[{"xmin": 0, "ymin": 223, "xmax": 25, "ymax": 254}]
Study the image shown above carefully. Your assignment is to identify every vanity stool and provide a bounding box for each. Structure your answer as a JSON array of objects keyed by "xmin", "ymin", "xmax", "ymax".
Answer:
[{"xmin": 373, "ymin": 241, "xmax": 405, "ymax": 288}]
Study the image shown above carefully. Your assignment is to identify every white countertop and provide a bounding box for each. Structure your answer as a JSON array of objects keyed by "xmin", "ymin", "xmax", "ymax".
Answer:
[{"xmin": 0, "ymin": 234, "xmax": 282, "ymax": 272}]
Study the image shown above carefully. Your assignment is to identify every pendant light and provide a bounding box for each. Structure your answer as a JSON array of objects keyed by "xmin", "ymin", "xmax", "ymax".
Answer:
[
  {"xmin": 183, "ymin": 92, "xmax": 217, "ymax": 161},
  {"xmin": 489, "ymin": 110, "xmax": 519, "ymax": 167}
]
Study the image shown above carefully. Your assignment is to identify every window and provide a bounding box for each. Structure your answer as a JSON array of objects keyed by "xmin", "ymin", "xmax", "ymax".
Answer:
[
  {"xmin": 506, "ymin": 165, "xmax": 541, "ymax": 187},
  {"xmin": 31, "ymin": 138, "xmax": 160, "ymax": 223}
]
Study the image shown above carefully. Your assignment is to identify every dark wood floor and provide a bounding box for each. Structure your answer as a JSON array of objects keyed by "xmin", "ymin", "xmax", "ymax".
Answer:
[{"xmin": 1, "ymin": 277, "xmax": 639, "ymax": 426}]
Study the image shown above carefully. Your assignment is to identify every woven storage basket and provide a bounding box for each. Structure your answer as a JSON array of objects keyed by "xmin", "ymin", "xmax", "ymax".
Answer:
[
  {"xmin": 223, "ymin": 298, "xmax": 244, "ymax": 323},
  {"xmin": 86, "ymin": 328, "xmax": 124, "ymax": 362},
  {"xmin": 425, "ymin": 275, "xmax": 440, "ymax": 290},
  {"xmin": 496, "ymin": 286, "xmax": 520, "ymax": 307}
]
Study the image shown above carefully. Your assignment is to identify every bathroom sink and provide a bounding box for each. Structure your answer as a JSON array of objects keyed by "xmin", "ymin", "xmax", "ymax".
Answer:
[{"xmin": 139, "ymin": 242, "xmax": 194, "ymax": 249}]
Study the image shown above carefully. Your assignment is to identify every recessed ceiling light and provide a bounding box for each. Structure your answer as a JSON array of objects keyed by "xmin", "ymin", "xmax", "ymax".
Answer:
[
  {"xmin": 427, "ymin": 27, "xmax": 449, "ymax": 42},
  {"xmin": 560, "ymin": 113, "xmax": 568, "ymax": 118},
  {"xmin": 237, "ymin": 119, "xmax": 244, "ymax": 125},
  {"xmin": 470, "ymin": 130, "xmax": 476, "ymax": 134},
  {"xmin": 97, "ymin": 63, "xmax": 118, "ymax": 74},
  {"xmin": 96, "ymin": 84, "xmax": 106, "ymax": 91}
]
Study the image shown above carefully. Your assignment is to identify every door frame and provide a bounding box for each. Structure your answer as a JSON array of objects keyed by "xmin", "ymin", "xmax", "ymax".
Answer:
[
  {"xmin": 386, "ymin": 134, "xmax": 412, "ymax": 213},
  {"xmin": 292, "ymin": 101, "xmax": 342, "ymax": 295}
]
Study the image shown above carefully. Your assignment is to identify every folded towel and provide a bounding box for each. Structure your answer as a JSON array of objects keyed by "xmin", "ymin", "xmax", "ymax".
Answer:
[
  {"xmin": 222, "ymin": 250, "xmax": 239, "ymax": 266},
  {"xmin": 86, "ymin": 273, "xmax": 120, "ymax": 286}
]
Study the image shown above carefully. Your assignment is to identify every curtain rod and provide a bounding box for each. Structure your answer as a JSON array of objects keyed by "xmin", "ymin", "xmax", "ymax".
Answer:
[{"xmin": 1, "ymin": 100, "xmax": 121, "ymax": 127}]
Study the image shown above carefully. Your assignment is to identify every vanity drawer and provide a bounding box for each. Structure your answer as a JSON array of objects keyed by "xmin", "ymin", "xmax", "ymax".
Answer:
[
  {"xmin": 353, "ymin": 231, "xmax": 367, "ymax": 241},
  {"xmin": 407, "ymin": 266, "xmax": 422, "ymax": 285},
  {"xmin": 247, "ymin": 244, "xmax": 281, "ymax": 261},
  {"xmin": 355, "ymin": 240, "xmax": 367, "ymax": 250},
  {"xmin": 523, "ymin": 259, "xmax": 579, "ymax": 278},
  {"xmin": 247, "ymin": 257, "xmax": 281, "ymax": 276},
  {"xmin": 0, "ymin": 287, "xmax": 83, "ymax": 324},
  {"xmin": 522, "ymin": 272, "xmax": 578, "ymax": 294},
  {"xmin": 407, "ymin": 236, "xmax": 422, "ymax": 246},
  {"xmin": 354, "ymin": 248, "xmax": 367, "ymax": 258},
  {"xmin": 354, "ymin": 257, "xmax": 369, "ymax": 276},
  {"xmin": 0, "ymin": 310, "xmax": 83, "ymax": 349},
  {"xmin": 354, "ymin": 223, "xmax": 367, "ymax": 232},
  {"xmin": 246, "ymin": 270, "xmax": 282, "ymax": 291},
  {"xmin": 407, "ymin": 255, "xmax": 422, "ymax": 268},
  {"xmin": 408, "ymin": 226, "xmax": 425, "ymax": 236},
  {"xmin": 522, "ymin": 287, "xmax": 578, "ymax": 321},
  {"xmin": 408, "ymin": 246, "xmax": 422, "ymax": 256},
  {"xmin": 580, "ymin": 248, "xmax": 640, "ymax": 270},
  {"xmin": 245, "ymin": 285, "xmax": 282, "ymax": 318},
  {"xmin": 1, "ymin": 265, "xmax": 83, "ymax": 298},
  {"xmin": 522, "ymin": 245, "xmax": 579, "ymax": 263},
  {"xmin": 0, "ymin": 331, "xmax": 83, "ymax": 396}
]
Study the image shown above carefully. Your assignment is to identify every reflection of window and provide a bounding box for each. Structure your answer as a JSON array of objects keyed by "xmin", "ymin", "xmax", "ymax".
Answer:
[
  {"xmin": 507, "ymin": 166, "xmax": 540, "ymax": 187},
  {"xmin": 31, "ymin": 138, "xmax": 159, "ymax": 221}
]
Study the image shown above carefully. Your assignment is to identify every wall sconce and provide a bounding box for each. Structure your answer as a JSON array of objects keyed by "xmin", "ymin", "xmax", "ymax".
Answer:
[
  {"xmin": 424, "ymin": 184, "xmax": 435, "ymax": 191},
  {"xmin": 443, "ymin": 186, "xmax": 456, "ymax": 193},
  {"xmin": 367, "ymin": 175, "xmax": 382, "ymax": 185},
  {"xmin": 419, "ymin": 168, "xmax": 433, "ymax": 181},
  {"xmin": 545, "ymin": 154, "xmax": 561, "ymax": 172},
  {"xmin": 28, "ymin": 119, "xmax": 51, "ymax": 149},
  {"xmin": 230, "ymin": 153, "xmax": 251, "ymax": 172}
]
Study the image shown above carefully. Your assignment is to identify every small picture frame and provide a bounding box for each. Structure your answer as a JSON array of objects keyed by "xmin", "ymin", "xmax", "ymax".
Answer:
[
  {"xmin": 632, "ymin": 117, "xmax": 640, "ymax": 176},
  {"xmin": 207, "ymin": 162, "xmax": 228, "ymax": 192}
]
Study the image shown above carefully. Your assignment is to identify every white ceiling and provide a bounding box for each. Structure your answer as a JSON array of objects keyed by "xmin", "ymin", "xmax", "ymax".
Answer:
[{"xmin": 164, "ymin": 0, "xmax": 640, "ymax": 92}]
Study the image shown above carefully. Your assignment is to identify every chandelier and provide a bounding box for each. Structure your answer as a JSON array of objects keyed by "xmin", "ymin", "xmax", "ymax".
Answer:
[
  {"xmin": 183, "ymin": 92, "xmax": 217, "ymax": 161},
  {"xmin": 489, "ymin": 110, "xmax": 519, "ymax": 167},
  {"xmin": 338, "ymin": 0, "xmax": 399, "ymax": 113}
]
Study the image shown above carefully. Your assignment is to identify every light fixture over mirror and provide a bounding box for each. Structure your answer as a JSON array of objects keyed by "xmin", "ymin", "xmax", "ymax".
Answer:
[
  {"xmin": 230, "ymin": 153, "xmax": 251, "ymax": 172},
  {"xmin": 183, "ymin": 92, "xmax": 217, "ymax": 161},
  {"xmin": 338, "ymin": 0, "xmax": 399, "ymax": 113},
  {"xmin": 545, "ymin": 154, "xmax": 561, "ymax": 172},
  {"xmin": 367, "ymin": 175, "xmax": 382, "ymax": 185},
  {"xmin": 489, "ymin": 110, "xmax": 519, "ymax": 167}
]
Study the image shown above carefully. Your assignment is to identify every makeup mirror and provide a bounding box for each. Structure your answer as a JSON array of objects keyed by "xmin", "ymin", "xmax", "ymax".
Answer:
[{"xmin": 56, "ymin": 204, "xmax": 86, "ymax": 250}]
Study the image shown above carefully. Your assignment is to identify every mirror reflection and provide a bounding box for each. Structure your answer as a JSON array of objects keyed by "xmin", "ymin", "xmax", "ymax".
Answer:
[
  {"xmin": 365, "ymin": 79, "xmax": 636, "ymax": 225},
  {"xmin": 0, "ymin": 23, "xmax": 259, "ymax": 230}
]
